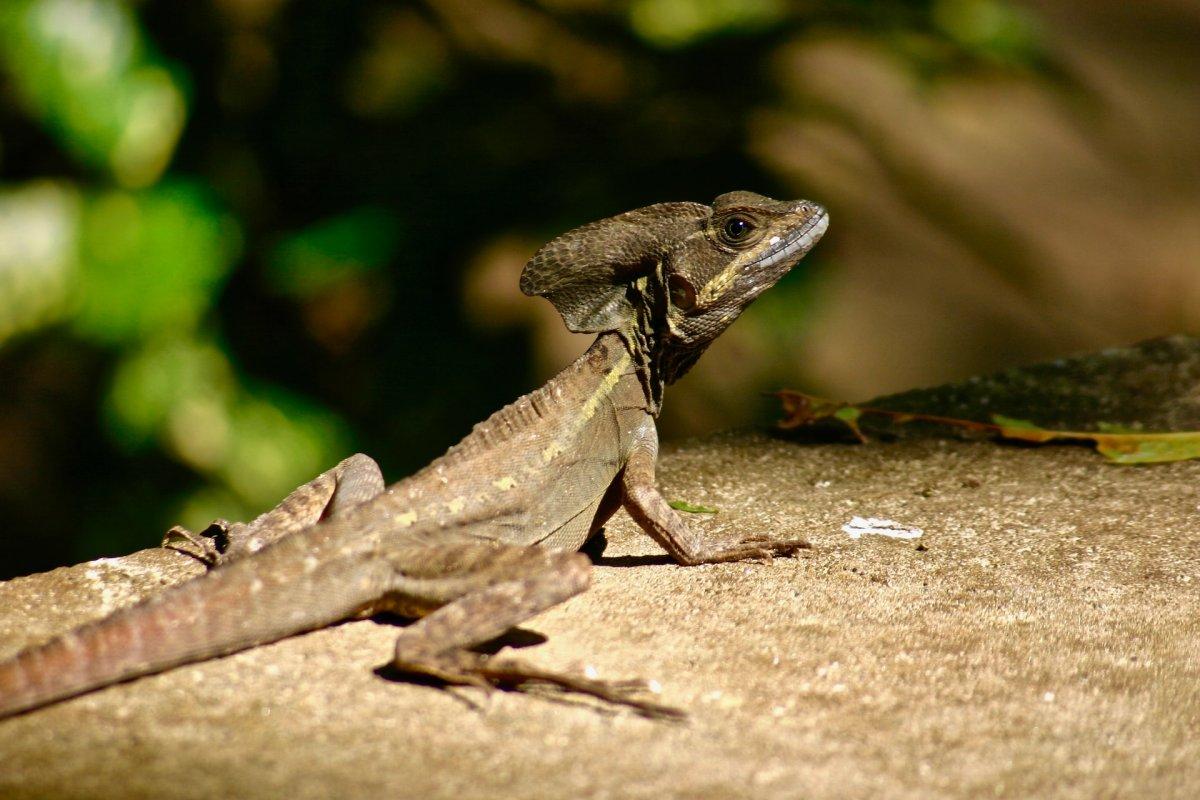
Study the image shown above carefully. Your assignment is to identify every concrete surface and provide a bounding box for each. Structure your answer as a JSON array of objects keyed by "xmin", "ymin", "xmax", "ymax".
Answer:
[{"xmin": 1, "ymin": 337, "xmax": 1198, "ymax": 799}]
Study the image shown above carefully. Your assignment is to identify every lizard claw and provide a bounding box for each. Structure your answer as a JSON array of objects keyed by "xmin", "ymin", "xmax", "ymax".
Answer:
[{"xmin": 161, "ymin": 520, "xmax": 232, "ymax": 568}]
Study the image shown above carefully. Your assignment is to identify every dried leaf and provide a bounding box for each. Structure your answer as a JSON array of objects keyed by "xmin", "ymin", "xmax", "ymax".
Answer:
[
  {"xmin": 990, "ymin": 414, "xmax": 1059, "ymax": 443},
  {"xmin": 1089, "ymin": 433, "xmax": 1200, "ymax": 464},
  {"xmin": 774, "ymin": 390, "xmax": 1200, "ymax": 464}
]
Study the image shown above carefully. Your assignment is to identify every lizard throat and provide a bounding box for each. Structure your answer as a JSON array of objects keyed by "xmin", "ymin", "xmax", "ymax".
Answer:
[{"xmin": 620, "ymin": 321, "xmax": 708, "ymax": 416}]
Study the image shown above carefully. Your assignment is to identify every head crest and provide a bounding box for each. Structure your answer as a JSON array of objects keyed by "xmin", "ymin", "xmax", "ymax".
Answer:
[{"xmin": 519, "ymin": 202, "xmax": 709, "ymax": 332}]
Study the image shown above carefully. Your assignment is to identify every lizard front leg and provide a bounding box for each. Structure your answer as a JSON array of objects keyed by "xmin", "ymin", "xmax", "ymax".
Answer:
[
  {"xmin": 164, "ymin": 453, "xmax": 385, "ymax": 567},
  {"xmin": 621, "ymin": 420, "xmax": 809, "ymax": 565},
  {"xmin": 386, "ymin": 545, "xmax": 680, "ymax": 718}
]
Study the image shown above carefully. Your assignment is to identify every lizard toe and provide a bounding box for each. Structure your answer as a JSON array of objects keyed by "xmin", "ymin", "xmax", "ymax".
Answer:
[
  {"xmin": 478, "ymin": 658, "xmax": 685, "ymax": 720},
  {"xmin": 161, "ymin": 521, "xmax": 231, "ymax": 568}
]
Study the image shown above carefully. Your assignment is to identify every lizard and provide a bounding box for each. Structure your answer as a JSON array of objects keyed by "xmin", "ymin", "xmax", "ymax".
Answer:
[{"xmin": 0, "ymin": 191, "xmax": 828, "ymax": 720}]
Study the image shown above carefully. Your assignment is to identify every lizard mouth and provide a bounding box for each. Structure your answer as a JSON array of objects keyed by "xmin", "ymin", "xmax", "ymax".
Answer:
[{"xmin": 737, "ymin": 208, "xmax": 829, "ymax": 296}]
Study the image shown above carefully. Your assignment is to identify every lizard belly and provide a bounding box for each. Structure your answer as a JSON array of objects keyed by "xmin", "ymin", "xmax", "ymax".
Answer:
[
  {"xmin": 522, "ymin": 383, "xmax": 628, "ymax": 549},
  {"xmin": 377, "ymin": 417, "xmax": 623, "ymax": 550}
]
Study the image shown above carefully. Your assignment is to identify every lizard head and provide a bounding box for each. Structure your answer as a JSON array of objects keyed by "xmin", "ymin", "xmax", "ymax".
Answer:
[
  {"xmin": 521, "ymin": 191, "xmax": 827, "ymax": 383},
  {"xmin": 658, "ymin": 191, "xmax": 827, "ymax": 352}
]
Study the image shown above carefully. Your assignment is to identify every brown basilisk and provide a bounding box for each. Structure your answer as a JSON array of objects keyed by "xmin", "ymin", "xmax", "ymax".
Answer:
[{"xmin": 0, "ymin": 191, "xmax": 827, "ymax": 719}]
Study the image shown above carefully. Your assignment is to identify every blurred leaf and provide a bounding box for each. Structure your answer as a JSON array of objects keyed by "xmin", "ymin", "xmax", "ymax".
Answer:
[
  {"xmin": 628, "ymin": 0, "xmax": 785, "ymax": 49},
  {"xmin": 105, "ymin": 335, "xmax": 236, "ymax": 452},
  {"xmin": 106, "ymin": 335, "xmax": 351, "ymax": 507},
  {"xmin": 267, "ymin": 207, "xmax": 400, "ymax": 298},
  {"xmin": 931, "ymin": 0, "xmax": 1040, "ymax": 64},
  {"xmin": 219, "ymin": 390, "xmax": 351, "ymax": 507},
  {"xmin": 0, "ymin": 182, "xmax": 81, "ymax": 344},
  {"xmin": 0, "ymin": 0, "xmax": 188, "ymax": 187},
  {"xmin": 73, "ymin": 182, "xmax": 241, "ymax": 343}
]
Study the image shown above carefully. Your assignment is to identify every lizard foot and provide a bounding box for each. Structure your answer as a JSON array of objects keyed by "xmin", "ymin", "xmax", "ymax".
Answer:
[
  {"xmin": 683, "ymin": 536, "xmax": 811, "ymax": 565},
  {"xmin": 161, "ymin": 520, "xmax": 231, "ymax": 568},
  {"xmin": 733, "ymin": 535, "xmax": 811, "ymax": 559},
  {"xmin": 393, "ymin": 650, "xmax": 684, "ymax": 719}
]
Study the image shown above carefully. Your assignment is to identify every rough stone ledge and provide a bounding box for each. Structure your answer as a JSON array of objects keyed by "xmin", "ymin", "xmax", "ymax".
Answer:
[{"xmin": 1, "ymin": 338, "xmax": 1198, "ymax": 800}]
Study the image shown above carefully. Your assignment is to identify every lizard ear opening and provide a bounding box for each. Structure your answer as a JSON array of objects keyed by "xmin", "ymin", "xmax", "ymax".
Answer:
[
  {"xmin": 666, "ymin": 274, "xmax": 697, "ymax": 312},
  {"xmin": 520, "ymin": 202, "xmax": 709, "ymax": 333}
]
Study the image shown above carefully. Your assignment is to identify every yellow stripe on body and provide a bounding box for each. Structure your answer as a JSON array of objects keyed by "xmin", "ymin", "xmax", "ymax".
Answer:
[{"xmin": 542, "ymin": 350, "xmax": 632, "ymax": 463}]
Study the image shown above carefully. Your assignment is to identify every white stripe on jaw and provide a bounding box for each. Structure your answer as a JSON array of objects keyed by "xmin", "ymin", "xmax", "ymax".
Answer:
[{"xmin": 751, "ymin": 213, "xmax": 828, "ymax": 271}]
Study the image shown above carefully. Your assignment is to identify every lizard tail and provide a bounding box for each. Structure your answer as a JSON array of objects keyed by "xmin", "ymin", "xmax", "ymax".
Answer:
[{"xmin": 0, "ymin": 550, "xmax": 392, "ymax": 719}]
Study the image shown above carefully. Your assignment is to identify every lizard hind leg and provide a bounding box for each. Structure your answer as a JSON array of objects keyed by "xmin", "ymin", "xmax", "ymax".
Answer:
[
  {"xmin": 387, "ymin": 548, "xmax": 682, "ymax": 719},
  {"xmin": 164, "ymin": 453, "xmax": 386, "ymax": 567}
]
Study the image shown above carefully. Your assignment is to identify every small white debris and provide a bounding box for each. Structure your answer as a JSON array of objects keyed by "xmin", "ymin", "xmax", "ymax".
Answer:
[
  {"xmin": 700, "ymin": 690, "xmax": 743, "ymax": 709},
  {"xmin": 843, "ymin": 516, "xmax": 923, "ymax": 540},
  {"xmin": 1043, "ymin": 691, "xmax": 1056, "ymax": 703},
  {"xmin": 584, "ymin": 664, "xmax": 599, "ymax": 680},
  {"xmin": 647, "ymin": 680, "xmax": 663, "ymax": 695}
]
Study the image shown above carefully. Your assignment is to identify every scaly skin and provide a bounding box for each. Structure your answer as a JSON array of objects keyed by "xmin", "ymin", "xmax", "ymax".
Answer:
[{"xmin": 0, "ymin": 192, "xmax": 828, "ymax": 719}]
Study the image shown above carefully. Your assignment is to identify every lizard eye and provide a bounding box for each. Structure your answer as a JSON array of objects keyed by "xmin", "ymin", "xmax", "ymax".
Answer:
[
  {"xmin": 667, "ymin": 274, "xmax": 697, "ymax": 311},
  {"xmin": 719, "ymin": 216, "xmax": 755, "ymax": 246}
]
